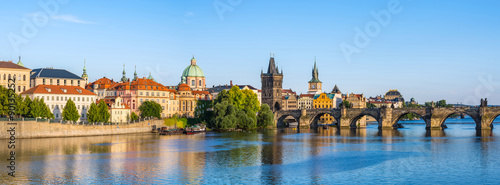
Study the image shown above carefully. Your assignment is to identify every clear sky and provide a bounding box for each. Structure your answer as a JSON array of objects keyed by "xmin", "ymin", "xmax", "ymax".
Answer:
[{"xmin": 1, "ymin": 0, "xmax": 500, "ymax": 105}]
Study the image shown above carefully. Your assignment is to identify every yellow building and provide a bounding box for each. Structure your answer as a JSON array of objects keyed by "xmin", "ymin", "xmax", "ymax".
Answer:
[
  {"xmin": 313, "ymin": 93, "xmax": 335, "ymax": 124},
  {"xmin": 0, "ymin": 60, "xmax": 31, "ymax": 94}
]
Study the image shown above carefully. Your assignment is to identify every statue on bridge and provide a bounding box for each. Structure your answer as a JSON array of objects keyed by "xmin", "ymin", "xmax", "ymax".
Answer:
[{"xmin": 481, "ymin": 98, "xmax": 488, "ymax": 107}]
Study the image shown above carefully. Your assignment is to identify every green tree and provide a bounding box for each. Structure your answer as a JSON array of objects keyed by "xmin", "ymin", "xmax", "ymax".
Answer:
[
  {"xmin": 214, "ymin": 90, "xmax": 230, "ymax": 105},
  {"xmin": 29, "ymin": 97, "xmax": 42, "ymax": 118},
  {"xmin": 257, "ymin": 104, "xmax": 274, "ymax": 128},
  {"xmin": 22, "ymin": 96, "xmax": 32, "ymax": 117},
  {"xmin": 241, "ymin": 89, "xmax": 260, "ymax": 113},
  {"xmin": 130, "ymin": 112, "xmax": 139, "ymax": 121},
  {"xmin": 0, "ymin": 85, "xmax": 10, "ymax": 116},
  {"xmin": 340, "ymin": 100, "xmax": 351, "ymax": 108},
  {"xmin": 62, "ymin": 99, "xmax": 80, "ymax": 121},
  {"xmin": 237, "ymin": 109, "xmax": 257, "ymax": 130},
  {"xmin": 87, "ymin": 103, "xmax": 99, "ymax": 122},
  {"xmin": 229, "ymin": 86, "xmax": 244, "ymax": 109},
  {"xmin": 40, "ymin": 98, "xmax": 54, "ymax": 119},
  {"xmin": 366, "ymin": 102, "xmax": 376, "ymax": 108},
  {"xmin": 195, "ymin": 100, "xmax": 213, "ymax": 123},
  {"xmin": 138, "ymin": 100, "xmax": 162, "ymax": 119},
  {"xmin": 97, "ymin": 100, "xmax": 110, "ymax": 122},
  {"xmin": 213, "ymin": 101, "xmax": 238, "ymax": 129}
]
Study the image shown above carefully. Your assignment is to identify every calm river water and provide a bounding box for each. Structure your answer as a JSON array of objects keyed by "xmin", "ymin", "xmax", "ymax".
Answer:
[{"xmin": 2, "ymin": 117, "xmax": 500, "ymax": 184}]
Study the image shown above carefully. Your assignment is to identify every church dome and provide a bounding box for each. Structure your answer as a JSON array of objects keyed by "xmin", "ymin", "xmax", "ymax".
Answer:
[
  {"xmin": 182, "ymin": 57, "xmax": 204, "ymax": 78},
  {"xmin": 385, "ymin": 90, "xmax": 401, "ymax": 96}
]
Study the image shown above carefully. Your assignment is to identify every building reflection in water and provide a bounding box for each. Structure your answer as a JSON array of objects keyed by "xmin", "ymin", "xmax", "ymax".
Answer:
[{"xmin": 260, "ymin": 129, "xmax": 284, "ymax": 184}]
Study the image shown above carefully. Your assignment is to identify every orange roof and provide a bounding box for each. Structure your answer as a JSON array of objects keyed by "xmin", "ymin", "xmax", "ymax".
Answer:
[
  {"xmin": 282, "ymin": 89, "xmax": 296, "ymax": 95},
  {"xmin": 0, "ymin": 61, "xmax": 30, "ymax": 70},
  {"xmin": 86, "ymin": 77, "xmax": 117, "ymax": 90},
  {"xmin": 177, "ymin": 83, "xmax": 191, "ymax": 91},
  {"xmin": 300, "ymin": 94, "xmax": 315, "ymax": 98},
  {"xmin": 193, "ymin": 90, "xmax": 210, "ymax": 95},
  {"xmin": 129, "ymin": 78, "xmax": 171, "ymax": 91},
  {"xmin": 100, "ymin": 98, "xmax": 131, "ymax": 109},
  {"xmin": 21, "ymin": 85, "xmax": 97, "ymax": 96}
]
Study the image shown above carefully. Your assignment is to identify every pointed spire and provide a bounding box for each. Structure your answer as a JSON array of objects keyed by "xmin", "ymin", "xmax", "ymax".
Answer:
[
  {"xmin": 331, "ymin": 84, "xmax": 341, "ymax": 94},
  {"xmin": 17, "ymin": 56, "xmax": 24, "ymax": 66},
  {"xmin": 148, "ymin": 72, "xmax": 155, "ymax": 81},
  {"xmin": 309, "ymin": 57, "xmax": 321, "ymax": 83},
  {"xmin": 121, "ymin": 64, "xmax": 127, "ymax": 82},
  {"xmin": 133, "ymin": 65, "xmax": 138, "ymax": 80},
  {"xmin": 81, "ymin": 59, "xmax": 88, "ymax": 78}
]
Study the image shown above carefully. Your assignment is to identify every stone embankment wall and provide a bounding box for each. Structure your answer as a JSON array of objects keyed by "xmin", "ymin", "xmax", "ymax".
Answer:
[{"xmin": 0, "ymin": 119, "xmax": 165, "ymax": 139}]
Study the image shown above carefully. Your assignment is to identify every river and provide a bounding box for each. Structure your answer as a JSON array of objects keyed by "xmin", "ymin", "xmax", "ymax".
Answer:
[{"xmin": 2, "ymin": 117, "xmax": 500, "ymax": 184}]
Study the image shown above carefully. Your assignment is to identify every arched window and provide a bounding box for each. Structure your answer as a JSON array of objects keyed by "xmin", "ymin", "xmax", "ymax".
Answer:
[
  {"xmin": 191, "ymin": 80, "xmax": 195, "ymax": 86},
  {"xmin": 199, "ymin": 80, "xmax": 202, "ymax": 86}
]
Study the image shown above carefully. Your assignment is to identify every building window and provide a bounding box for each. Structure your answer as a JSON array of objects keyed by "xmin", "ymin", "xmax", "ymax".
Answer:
[
  {"xmin": 199, "ymin": 80, "xmax": 202, "ymax": 86},
  {"xmin": 146, "ymin": 92, "xmax": 149, "ymax": 96},
  {"xmin": 57, "ymin": 79, "xmax": 60, "ymax": 85},
  {"xmin": 71, "ymin": 80, "xmax": 73, "ymax": 85},
  {"xmin": 191, "ymin": 80, "xmax": 195, "ymax": 86}
]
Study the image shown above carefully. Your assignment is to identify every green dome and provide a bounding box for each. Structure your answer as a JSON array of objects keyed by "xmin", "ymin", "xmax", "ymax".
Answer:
[{"xmin": 182, "ymin": 65, "xmax": 205, "ymax": 77}]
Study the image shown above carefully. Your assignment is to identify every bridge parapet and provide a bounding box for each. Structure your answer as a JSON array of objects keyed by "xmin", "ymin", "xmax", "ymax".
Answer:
[{"xmin": 274, "ymin": 104, "xmax": 500, "ymax": 130}]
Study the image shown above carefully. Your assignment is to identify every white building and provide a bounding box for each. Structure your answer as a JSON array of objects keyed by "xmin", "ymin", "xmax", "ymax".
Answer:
[
  {"xmin": 298, "ymin": 94, "xmax": 314, "ymax": 109},
  {"xmin": 21, "ymin": 85, "xmax": 97, "ymax": 121},
  {"xmin": 107, "ymin": 97, "xmax": 131, "ymax": 123}
]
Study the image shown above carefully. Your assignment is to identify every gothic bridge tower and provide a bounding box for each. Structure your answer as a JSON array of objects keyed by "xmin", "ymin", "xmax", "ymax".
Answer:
[{"xmin": 261, "ymin": 54, "xmax": 283, "ymax": 112}]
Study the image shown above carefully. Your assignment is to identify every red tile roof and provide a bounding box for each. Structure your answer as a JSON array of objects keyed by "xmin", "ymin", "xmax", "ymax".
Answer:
[
  {"xmin": 86, "ymin": 77, "xmax": 117, "ymax": 90},
  {"xmin": 0, "ymin": 61, "xmax": 30, "ymax": 70},
  {"xmin": 299, "ymin": 94, "xmax": 315, "ymax": 98},
  {"xmin": 177, "ymin": 83, "xmax": 191, "ymax": 91},
  {"xmin": 21, "ymin": 85, "xmax": 96, "ymax": 96}
]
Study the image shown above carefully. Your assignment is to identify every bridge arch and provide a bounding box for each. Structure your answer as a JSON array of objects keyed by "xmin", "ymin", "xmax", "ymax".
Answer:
[
  {"xmin": 437, "ymin": 111, "xmax": 481, "ymax": 128},
  {"xmin": 391, "ymin": 111, "xmax": 429, "ymax": 128},
  {"xmin": 483, "ymin": 113, "xmax": 500, "ymax": 129},
  {"xmin": 309, "ymin": 112, "xmax": 340, "ymax": 128},
  {"xmin": 348, "ymin": 109, "xmax": 381, "ymax": 128},
  {"xmin": 276, "ymin": 114, "xmax": 300, "ymax": 128}
]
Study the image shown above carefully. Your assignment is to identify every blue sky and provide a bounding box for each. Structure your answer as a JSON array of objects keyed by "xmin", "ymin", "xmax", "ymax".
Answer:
[{"xmin": 1, "ymin": 0, "xmax": 500, "ymax": 105}]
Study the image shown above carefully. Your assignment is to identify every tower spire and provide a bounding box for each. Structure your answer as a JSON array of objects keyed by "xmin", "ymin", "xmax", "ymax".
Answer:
[
  {"xmin": 133, "ymin": 65, "xmax": 138, "ymax": 80},
  {"xmin": 82, "ymin": 59, "xmax": 88, "ymax": 78},
  {"xmin": 81, "ymin": 59, "xmax": 89, "ymax": 85},
  {"xmin": 121, "ymin": 64, "xmax": 127, "ymax": 82},
  {"xmin": 16, "ymin": 56, "xmax": 24, "ymax": 66}
]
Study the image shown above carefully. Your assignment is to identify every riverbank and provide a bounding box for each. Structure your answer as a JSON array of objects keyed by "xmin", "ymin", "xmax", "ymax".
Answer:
[{"xmin": 0, "ymin": 119, "xmax": 165, "ymax": 139}]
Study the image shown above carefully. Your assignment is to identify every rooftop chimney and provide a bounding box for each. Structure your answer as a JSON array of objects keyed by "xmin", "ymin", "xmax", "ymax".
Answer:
[{"xmin": 230, "ymin": 80, "xmax": 233, "ymax": 86}]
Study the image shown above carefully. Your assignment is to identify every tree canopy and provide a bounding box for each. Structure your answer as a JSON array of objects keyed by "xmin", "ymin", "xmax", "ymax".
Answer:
[
  {"xmin": 257, "ymin": 104, "xmax": 274, "ymax": 128},
  {"xmin": 62, "ymin": 99, "xmax": 80, "ymax": 121},
  {"xmin": 211, "ymin": 86, "xmax": 261, "ymax": 130},
  {"xmin": 139, "ymin": 100, "xmax": 162, "ymax": 119}
]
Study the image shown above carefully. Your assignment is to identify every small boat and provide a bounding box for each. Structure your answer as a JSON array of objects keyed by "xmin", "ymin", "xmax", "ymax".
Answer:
[{"xmin": 185, "ymin": 124, "xmax": 207, "ymax": 135}]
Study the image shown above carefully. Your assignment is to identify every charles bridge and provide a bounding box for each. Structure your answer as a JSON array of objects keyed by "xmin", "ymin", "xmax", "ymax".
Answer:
[{"xmin": 275, "ymin": 104, "xmax": 500, "ymax": 130}]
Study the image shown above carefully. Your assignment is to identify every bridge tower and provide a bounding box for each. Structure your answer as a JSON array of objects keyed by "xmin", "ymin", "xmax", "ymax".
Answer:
[{"xmin": 261, "ymin": 54, "xmax": 283, "ymax": 112}]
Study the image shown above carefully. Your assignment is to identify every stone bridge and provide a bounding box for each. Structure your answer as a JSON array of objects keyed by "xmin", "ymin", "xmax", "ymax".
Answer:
[{"xmin": 275, "ymin": 106, "xmax": 500, "ymax": 130}]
